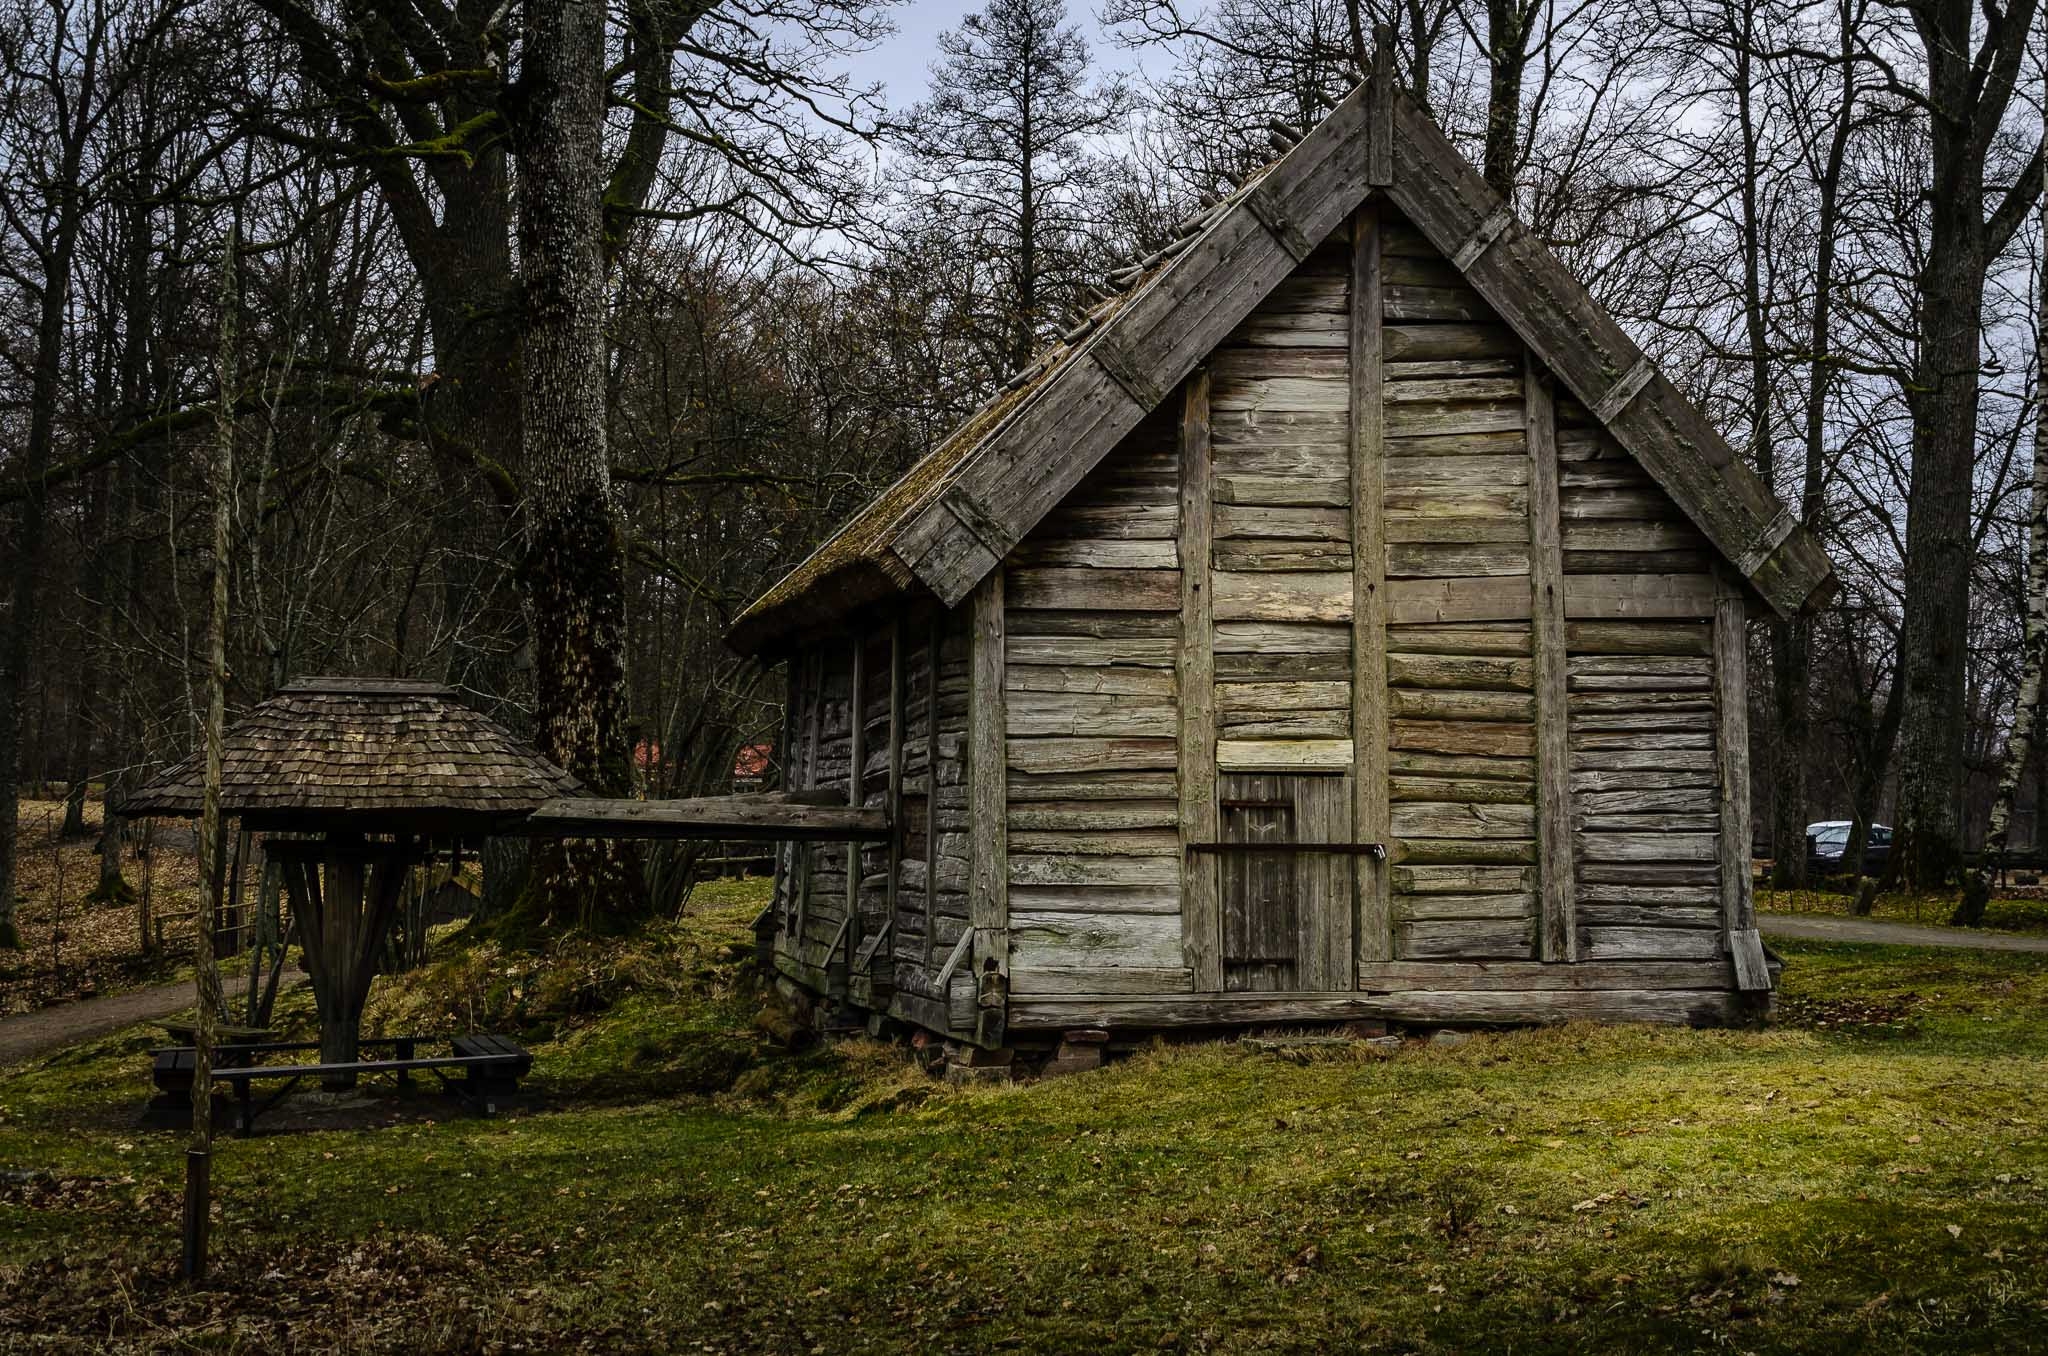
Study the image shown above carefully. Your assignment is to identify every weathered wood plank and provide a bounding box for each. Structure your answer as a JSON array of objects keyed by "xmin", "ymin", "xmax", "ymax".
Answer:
[
  {"xmin": 1563, "ymin": 574, "xmax": 1718, "ymax": 620},
  {"xmin": 1356, "ymin": 959, "xmax": 1731, "ymax": 991},
  {"xmin": 1008, "ymin": 965, "xmax": 1194, "ymax": 995},
  {"xmin": 1007, "ymin": 538, "xmax": 1180, "ymax": 569},
  {"xmin": 1386, "ymin": 652, "xmax": 1533, "ymax": 689},
  {"xmin": 1218, "ymin": 680, "xmax": 1352, "ymax": 712},
  {"xmin": 1212, "ymin": 539, "xmax": 1355, "ymax": 572},
  {"xmin": 1394, "ymin": 837, "xmax": 1537, "ymax": 865},
  {"xmin": 1582, "ymin": 926, "xmax": 1723, "ymax": 961},
  {"xmin": 1005, "ymin": 691, "xmax": 1177, "ymax": 738},
  {"xmin": 1215, "ymin": 504, "xmax": 1351, "ymax": 541},
  {"xmin": 1213, "ymin": 570, "xmax": 1354, "ymax": 623},
  {"xmin": 1213, "ymin": 621, "xmax": 1353, "ymax": 653},
  {"xmin": 1388, "ymin": 688, "xmax": 1535, "ymax": 722},
  {"xmin": 1010, "ymin": 910, "xmax": 1187, "ymax": 970},
  {"xmin": 1387, "ymin": 576, "xmax": 1534, "ymax": 624},
  {"xmin": 1007, "ymin": 568, "xmax": 1181, "ymax": 613},
  {"xmin": 1006, "ymin": 736, "xmax": 1179, "ymax": 773},
  {"xmin": 1005, "ymin": 635, "xmax": 1177, "ymax": 668},
  {"xmin": 1010, "ymin": 855, "xmax": 1180, "ymax": 887},
  {"xmin": 1006, "ymin": 986, "xmax": 1746, "ymax": 1027},
  {"xmin": 1218, "ymin": 739, "xmax": 1354, "ymax": 770},
  {"xmin": 1389, "ymin": 749, "xmax": 1536, "ymax": 780},
  {"xmin": 1580, "ymin": 833, "xmax": 1719, "ymax": 863},
  {"xmin": 1387, "ymin": 542, "xmax": 1530, "ymax": 577},
  {"xmin": 1007, "ymin": 799, "xmax": 1180, "ymax": 831},
  {"xmin": 1526, "ymin": 355, "xmax": 1577, "ymax": 963},
  {"xmin": 1392, "ymin": 864, "xmax": 1536, "ymax": 893},
  {"xmin": 1005, "ymin": 664, "xmax": 1176, "ymax": 696},
  {"xmin": 1397, "ymin": 918, "xmax": 1535, "ymax": 959},
  {"xmin": 1178, "ymin": 370, "xmax": 1222, "ymax": 991},
  {"xmin": 967, "ymin": 574, "xmax": 1009, "ymax": 1012},
  {"xmin": 1389, "ymin": 775, "xmax": 1533, "ymax": 804},
  {"xmin": 1714, "ymin": 574, "xmax": 1768, "ymax": 990},
  {"xmin": 1389, "ymin": 801, "xmax": 1537, "ymax": 837},
  {"xmin": 1394, "ymin": 892, "xmax": 1536, "ymax": 920},
  {"xmin": 523, "ymin": 794, "xmax": 888, "ymax": 842},
  {"xmin": 1007, "ymin": 769, "xmax": 1178, "ymax": 801},
  {"xmin": 1391, "ymin": 719, "xmax": 1535, "ymax": 757}
]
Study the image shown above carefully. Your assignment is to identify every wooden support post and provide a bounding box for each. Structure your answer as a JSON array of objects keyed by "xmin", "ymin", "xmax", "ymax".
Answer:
[
  {"xmin": 885, "ymin": 616, "xmax": 905, "ymax": 979},
  {"xmin": 924, "ymin": 616, "xmax": 941, "ymax": 969},
  {"xmin": 844, "ymin": 634, "xmax": 866, "ymax": 978},
  {"xmin": 1714, "ymin": 574, "xmax": 1771, "ymax": 990},
  {"xmin": 1367, "ymin": 27, "xmax": 1393, "ymax": 186},
  {"xmin": 1527, "ymin": 354, "xmax": 1578, "ymax": 963},
  {"xmin": 1177, "ymin": 368, "xmax": 1221, "ymax": 991},
  {"xmin": 967, "ymin": 572, "xmax": 1009, "ymax": 1043},
  {"xmin": 1351, "ymin": 201, "xmax": 1391, "ymax": 966},
  {"xmin": 798, "ymin": 650, "xmax": 824, "ymax": 954}
]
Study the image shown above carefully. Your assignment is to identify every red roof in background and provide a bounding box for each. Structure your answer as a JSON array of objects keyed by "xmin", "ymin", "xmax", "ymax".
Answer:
[{"xmin": 734, "ymin": 743, "xmax": 773, "ymax": 778}]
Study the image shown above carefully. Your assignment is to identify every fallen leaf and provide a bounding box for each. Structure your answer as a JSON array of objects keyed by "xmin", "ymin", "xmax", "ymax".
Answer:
[{"xmin": 1946, "ymin": 1224, "xmax": 1962, "ymax": 1239}]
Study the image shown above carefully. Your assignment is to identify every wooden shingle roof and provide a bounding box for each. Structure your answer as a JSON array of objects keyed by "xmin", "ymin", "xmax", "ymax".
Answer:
[
  {"xmin": 126, "ymin": 678, "xmax": 581, "ymax": 830},
  {"xmin": 727, "ymin": 56, "xmax": 1834, "ymax": 657}
]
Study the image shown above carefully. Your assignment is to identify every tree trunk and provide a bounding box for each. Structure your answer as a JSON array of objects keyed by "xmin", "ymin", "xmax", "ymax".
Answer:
[
  {"xmin": 1892, "ymin": 0, "xmax": 2041, "ymax": 888},
  {"xmin": 516, "ymin": 0, "xmax": 648, "ymax": 926},
  {"xmin": 1985, "ymin": 89, "xmax": 2048, "ymax": 875},
  {"xmin": 1481, "ymin": 0, "xmax": 1532, "ymax": 201}
]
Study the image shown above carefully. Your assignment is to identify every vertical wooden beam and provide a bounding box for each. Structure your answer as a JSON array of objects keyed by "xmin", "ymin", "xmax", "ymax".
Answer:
[
  {"xmin": 967, "ymin": 573, "xmax": 1009, "ymax": 1038},
  {"xmin": 1715, "ymin": 573, "xmax": 1771, "ymax": 990},
  {"xmin": 798, "ymin": 650, "xmax": 823, "ymax": 949},
  {"xmin": 1367, "ymin": 27, "xmax": 1393, "ymax": 186},
  {"xmin": 885, "ymin": 615, "xmax": 905, "ymax": 964},
  {"xmin": 923, "ymin": 615, "xmax": 941, "ymax": 969},
  {"xmin": 1351, "ymin": 202, "xmax": 1392, "ymax": 967},
  {"xmin": 1527, "ymin": 354, "xmax": 1578, "ymax": 963},
  {"xmin": 1177, "ymin": 369, "xmax": 1221, "ymax": 991},
  {"xmin": 844, "ymin": 635, "xmax": 866, "ymax": 974}
]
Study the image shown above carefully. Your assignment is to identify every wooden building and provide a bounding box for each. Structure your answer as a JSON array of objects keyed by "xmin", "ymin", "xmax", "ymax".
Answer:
[{"xmin": 724, "ymin": 64, "xmax": 1833, "ymax": 1048}]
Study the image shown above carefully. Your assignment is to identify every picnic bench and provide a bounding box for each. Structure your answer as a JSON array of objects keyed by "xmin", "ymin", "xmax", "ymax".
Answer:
[{"xmin": 145, "ymin": 1034, "xmax": 533, "ymax": 1134}]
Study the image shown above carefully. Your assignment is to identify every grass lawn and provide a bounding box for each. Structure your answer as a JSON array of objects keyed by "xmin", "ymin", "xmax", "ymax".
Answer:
[{"xmin": 3, "ymin": 880, "xmax": 2046, "ymax": 1353}]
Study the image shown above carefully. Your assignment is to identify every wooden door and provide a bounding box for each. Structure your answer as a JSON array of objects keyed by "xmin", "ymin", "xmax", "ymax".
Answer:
[{"xmin": 1218, "ymin": 774, "xmax": 1351, "ymax": 991}]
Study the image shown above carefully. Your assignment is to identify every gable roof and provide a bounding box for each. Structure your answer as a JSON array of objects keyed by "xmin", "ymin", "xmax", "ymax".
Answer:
[{"xmin": 727, "ymin": 65, "xmax": 1834, "ymax": 658}]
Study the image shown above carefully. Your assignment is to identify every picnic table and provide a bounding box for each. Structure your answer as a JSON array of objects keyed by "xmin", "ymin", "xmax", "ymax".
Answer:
[{"xmin": 145, "ymin": 1033, "xmax": 533, "ymax": 1134}]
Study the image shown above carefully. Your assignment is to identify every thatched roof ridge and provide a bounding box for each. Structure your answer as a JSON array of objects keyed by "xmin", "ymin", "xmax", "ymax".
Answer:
[{"xmin": 126, "ymin": 678, "xmax": 581, "ymax": 828}]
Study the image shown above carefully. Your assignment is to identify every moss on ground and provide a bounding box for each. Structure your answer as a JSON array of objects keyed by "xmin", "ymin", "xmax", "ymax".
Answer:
[{"xmin": 2, "ymin": 882, "xmax": 2046, "ymax": 1352}]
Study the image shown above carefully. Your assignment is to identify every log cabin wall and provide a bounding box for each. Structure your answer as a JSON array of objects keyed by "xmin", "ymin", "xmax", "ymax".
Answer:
[{"xmin": 1002, "ymin": 403, "xmax": 1188, "ymax": 1001}]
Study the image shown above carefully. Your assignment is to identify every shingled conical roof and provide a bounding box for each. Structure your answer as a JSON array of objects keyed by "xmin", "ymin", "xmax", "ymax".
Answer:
[{"xmin": 126, "ymin": 678, "xmax": 581, "ymax": 831}]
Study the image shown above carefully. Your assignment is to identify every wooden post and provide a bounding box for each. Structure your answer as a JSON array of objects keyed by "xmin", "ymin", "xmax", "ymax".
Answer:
[
  {"xmin": 844, "ymin": 634, "xmax": 866, "ymax": 982},
  {"xmin": 884, "ymin": 616, "xmax": 905, "ymax": 975},
  {"xmin": 1715, "ymin": 573, "xmax": 1771, "ymax": 990},
  {"xmin": 967, "ymin": 572, "xmax": 1008, "ymax": 1043},
  {"xmin": 1527, "ymin": 355, "xmax": 1578, "ymax": 962},
  {"xmin": 1350, "ymin": 201, "xmax": 1391, "ymax": 966},
  {"xmin": 1177, "ymin": 368, "xmax": 1221, "ymax": 991},
  {"xmin": 923, "ymin": 615, "xmax": 941, "ymax": 968}
]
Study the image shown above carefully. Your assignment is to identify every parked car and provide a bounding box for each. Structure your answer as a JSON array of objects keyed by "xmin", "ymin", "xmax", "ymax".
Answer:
[{"xmin": 1806, "ymin": 820, "xmax": 1890, "ymax": 877}]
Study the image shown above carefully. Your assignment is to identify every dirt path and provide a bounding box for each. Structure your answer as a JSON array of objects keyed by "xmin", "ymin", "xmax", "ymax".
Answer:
[
  {"xmin": 1759, "ymin": 912, "xmax": 2048, "ymax": 953},
  {"xmin": 0, "ymin": 972, "xmax": 305, "ymax": 1068}
]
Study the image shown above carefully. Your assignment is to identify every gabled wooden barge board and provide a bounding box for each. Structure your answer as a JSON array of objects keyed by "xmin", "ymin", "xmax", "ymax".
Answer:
[{"xmin": 739, "ymin": 55, "xmax": 1828, "ymax": 1042}]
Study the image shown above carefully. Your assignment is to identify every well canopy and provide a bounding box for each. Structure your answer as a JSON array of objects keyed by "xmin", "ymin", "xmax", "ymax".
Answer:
[{"xmin": 125, "ymin": 677, "xmax": 580, "ymax": 833}]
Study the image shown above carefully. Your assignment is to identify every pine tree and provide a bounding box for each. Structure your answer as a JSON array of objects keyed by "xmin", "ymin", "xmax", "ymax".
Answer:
[{"xmin": 900, "ymin": 0, "xmax": 1134, "ymax": 376}]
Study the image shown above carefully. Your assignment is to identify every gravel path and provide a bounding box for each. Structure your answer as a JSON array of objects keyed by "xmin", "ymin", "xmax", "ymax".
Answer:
[
  {"xmin": 0, "ymin": 971, "xmax": 305, "ymax": 1068},
  {"xmin": 1759, "ymin": 912, "xmax": 2048, "ymax": 953}
]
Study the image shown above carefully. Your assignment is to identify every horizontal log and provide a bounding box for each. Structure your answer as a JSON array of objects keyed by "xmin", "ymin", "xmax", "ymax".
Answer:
[
  {"xmin": 1390, "ymin": 688, "xmax": 1536, "ymax": 722},
  {"xmin": 1394, "ymin": 891, "xmax": 1536, "ymax": 920},
  {"xmin": 1009, "ymin": 855, "xmax": 1180, "ymax": 887},
  {"xmin": 1387, "ymin": 542, "xmax": 1531, "ymax": 578},
  {"xmin": 1392, "ymin": 864, "xmax": 1536, "ymax": 894},
  {"xmin": 1214, "ymin": 650, "xmax": 1354, "ymax": 680},
  {"xmin": 1389, "ymin": 750, "xmax": 1535, "ymax": 780},
  {"xmin": 1006, "ymin": 737, "xmax": 1178, "ymax": 774},
  {"xmin": 1008, "ymin": 538, "xmax": 1181, "ymax": 570},
  {"xmin": 1389, "ymin": 774, "xmax": 1533, "ymax": 804},
  {"xmin": 1217, "ymin": 738, "xmax": 1354, "ymax": 770},
  {"xmin": 1386, "ymin": 651, "xmax": 1534, "ymax": 689},
  {"xmin": 1390, "ymin": 801, "xmax": 1538, "ymax": 838},
  {"xmin": 1579, "ymin": 833, "xmax": 1719, "ymax": 863},
  {"xmin": 1007, "ymin": 769, "xmax": 1178, "ymax": 801},
  {"xmin": 1005, "ymin": 987, "xmax": 1747, "ymax": 1027},
  {"xmin": 1215, "ymin": 505, "xmax": 1350, "ymax": 541},
  {"xmin": 1007, "ymin": 886, "xmax": 1182, "ymax": 916},
  {"xmin": 1355, "ymin": 959, "xmax": 1733, "ymax": 992},
  {"xmin": 1563, "ymin": 574, "xmax": 1717, "ymax": 620},
  {"xmin": 1005, "ymin": 664, "xmax": 1176, "ymax": 697},
  {"xmin": 1582, "ymin": 926, "xmax": 1724, "ymax": 962},
  {"xmin": 1006, "ymin": 692, "xmax": 1177, "ymax": 738},
  {"xmin": 523, "ymin": 796, "xmax": 889, "ymax": 843},
  {"xmin": 1397, "ymin": 918, "xmax": 1535, "ymax": 959},
  {"xmin": 1391, "ymin": 719, "xmax": 1535, "ymax": 757},
  {"xmin": 1214, "ymin": 621, "xmax": 1353, "ymax": 653},
  {"xmin": 1387, "ymin": 576, "xmax": 1533, "ymax": 625},
  {"xmin": 1007, "ymin": 568, "xmax": 1181, "ymax": 613},
  {"xmin": 1213, "ymin": 570, "xmax": 1354, "ymax": 623},
  {"xmin": 1010, "ymin": 910, "xmax": 1185, "ymax": 970},
  {"xmin": 1394, "ymin": 837, "xmax": 1537, "ymax": 865},
  {"xmin": 1007, "ymin": 829, "xmax": 1180, "ymax": 857},
  {"xmin": 1006, "ymin": 636, "xmax": 1177, "ymax": 668},
  {"xmin": 1218, "ymin": 680, "xmax": 1352, "ymax": 712},
  {"xmin": 1007, "ymin": 799, "xmax": 1180, "ymax": 831},
  {"xmin": 1008, "ymin": 965, "xmax": 1195, "ymax": 995},
  {"xmin": 1211, "ymin": 539, "xmax": 1355, "ymax": 572},
  {"xmin": 1386, "ymin": 623, "xmax": 1531, "ymax": 656}
]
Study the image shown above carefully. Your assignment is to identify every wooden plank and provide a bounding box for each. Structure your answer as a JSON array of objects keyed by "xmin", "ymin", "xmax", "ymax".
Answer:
[
  {"xmin": 1006, "ymin": 635, "xmax": 1177, "ymax": 668},
  {"xmin": 1398, "ymin": 918, "xmax": 1535, "ymax": 960},
  {"xmin": 967, "ymin": 572, "xmax": 1009, "ymax": 1013},
  {"xmin": 1388, "ymin": 775, "xmax": 1532, "ymax": 804},
  {"xmin": 1010, "ymin": 910, "xmax": 1187, "ymax": 970},
  {"xmin": 1390, "ymin": 801, "xmax": 1537, "ymax": 837},
  {"xmin": 1179, "ymin": 368, "xmax": 1219, "ymax": 991},
  {"xmin": 924, "ymin": 617, "xmax": 941, "ymax": 966},
  {"xmin": 1010, "ymin": 855, "xmax": 1180, "ymax": 887},
  {"xmin": 1387, "ymin": 576, "xmax": 1533, "ymax": 624},
  {"xmin": 1296, "ymin": 772, "xmax": 1354, "ymax": 989},
  {"xmin": 1212, "ymin": 621, "xmax": 1352, "ymax": 653},
  {"xmin": 1383, "ymin": 323, "xmax": 1521, "ymax": 361},
  {"xmin": 1566, "ymin": 621, "xmax": 1711, "ymax": 656},
  {"xmin": 1213, "ymin": 570, "xmax": 1353, "ymax": 622},
  {"xmin": 885, "ymin": 617, "xmax": 904, "ymax": 978},
  {"xmin": 1385, "ymin": 652, "xmax": 1533, "ymax": 690},
  {"xmin": 1007, "ymin": 800, "xmax": 1179, "ymax": 831},
  {"xmin": 1007, "ymin": 769, "xmax": 1178, "ymax": 801},
  {"xmin": 1007, "ymin": 568, "xmax": 1180, "ymax": 613},
  {"xmin": 1386, "ymin": 623, "xmax": 1531, "ymax": 656},
  {"xmin": 1387, "ymin": 542, "xmax": 1530, "ymax": 577},
  {"xmin": 1005, "ymin": 691, "xmax": 1177, "ymax": 738},
  {"xmin": 1394, "ymin": 892, "xmax": 1535, "ymax": 920},
  {"xmin": 1388, "ymin": 688, "xmax": 1534, "ymax": 722},
  {"xmin": 1390, "ymin": 719, "xmax": 1534, "ymax": 757},
  {"xmin": 1582, "ymin": 927, "xmax": 1723, "ymax": 962},
  {"xmin": 1527, "ymin": 355, "xmax": 1577, "ymax": 963},
  {"xmin": 1005, "ymin": 665, "xmax": 1175, "ymax": 696},
  {"xmin": 1580, "ymin": 833, "xmax": 1719, "ymax": 863},
  {"xmin": 1212, "ymin": 540, "xmax": 1354, "ymax": 572},
  {"xmin": 1215, "ymin": 504, "xmax": 1350, "ymax": 541},
  {"xmin": 1217, "ymin": 680, "xmax": 1352, "ymax": 712},
  {"xmin": 1218, "ymin": 739, "xmax": 1354, "ymax": 770},
  {"xmin": 522, "ymin": 794, "xmax": 889, "ymax": 842},
  {"xmin": 1006, "ymin": 885, "xmax": 1181, "ymax": 915},
  {"xmin": 1392, "ymin": 864, "xmax": 1535, "ymax": 893},
  {"xmin": 845, "ymin": 634, "xmax": 867, "ymax": 970},
  {"xmin": 1357, "ymin": 959, "xmax": 1730, "ymax": 991},
  {"xmin": 1713, "ymin": 574, "xmax": 1769, "ymax": 991},
  {"xmin": 1006, "ymin": 736, "xmax": 1179, "ymax": 773},
  {"xmin": 1009, "ymin": 965, "xmax": 1194, "ymax": 995},
  {"xmin": 1007, "ymin": 538, "xmax": 1180, "ymax": 569}
]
